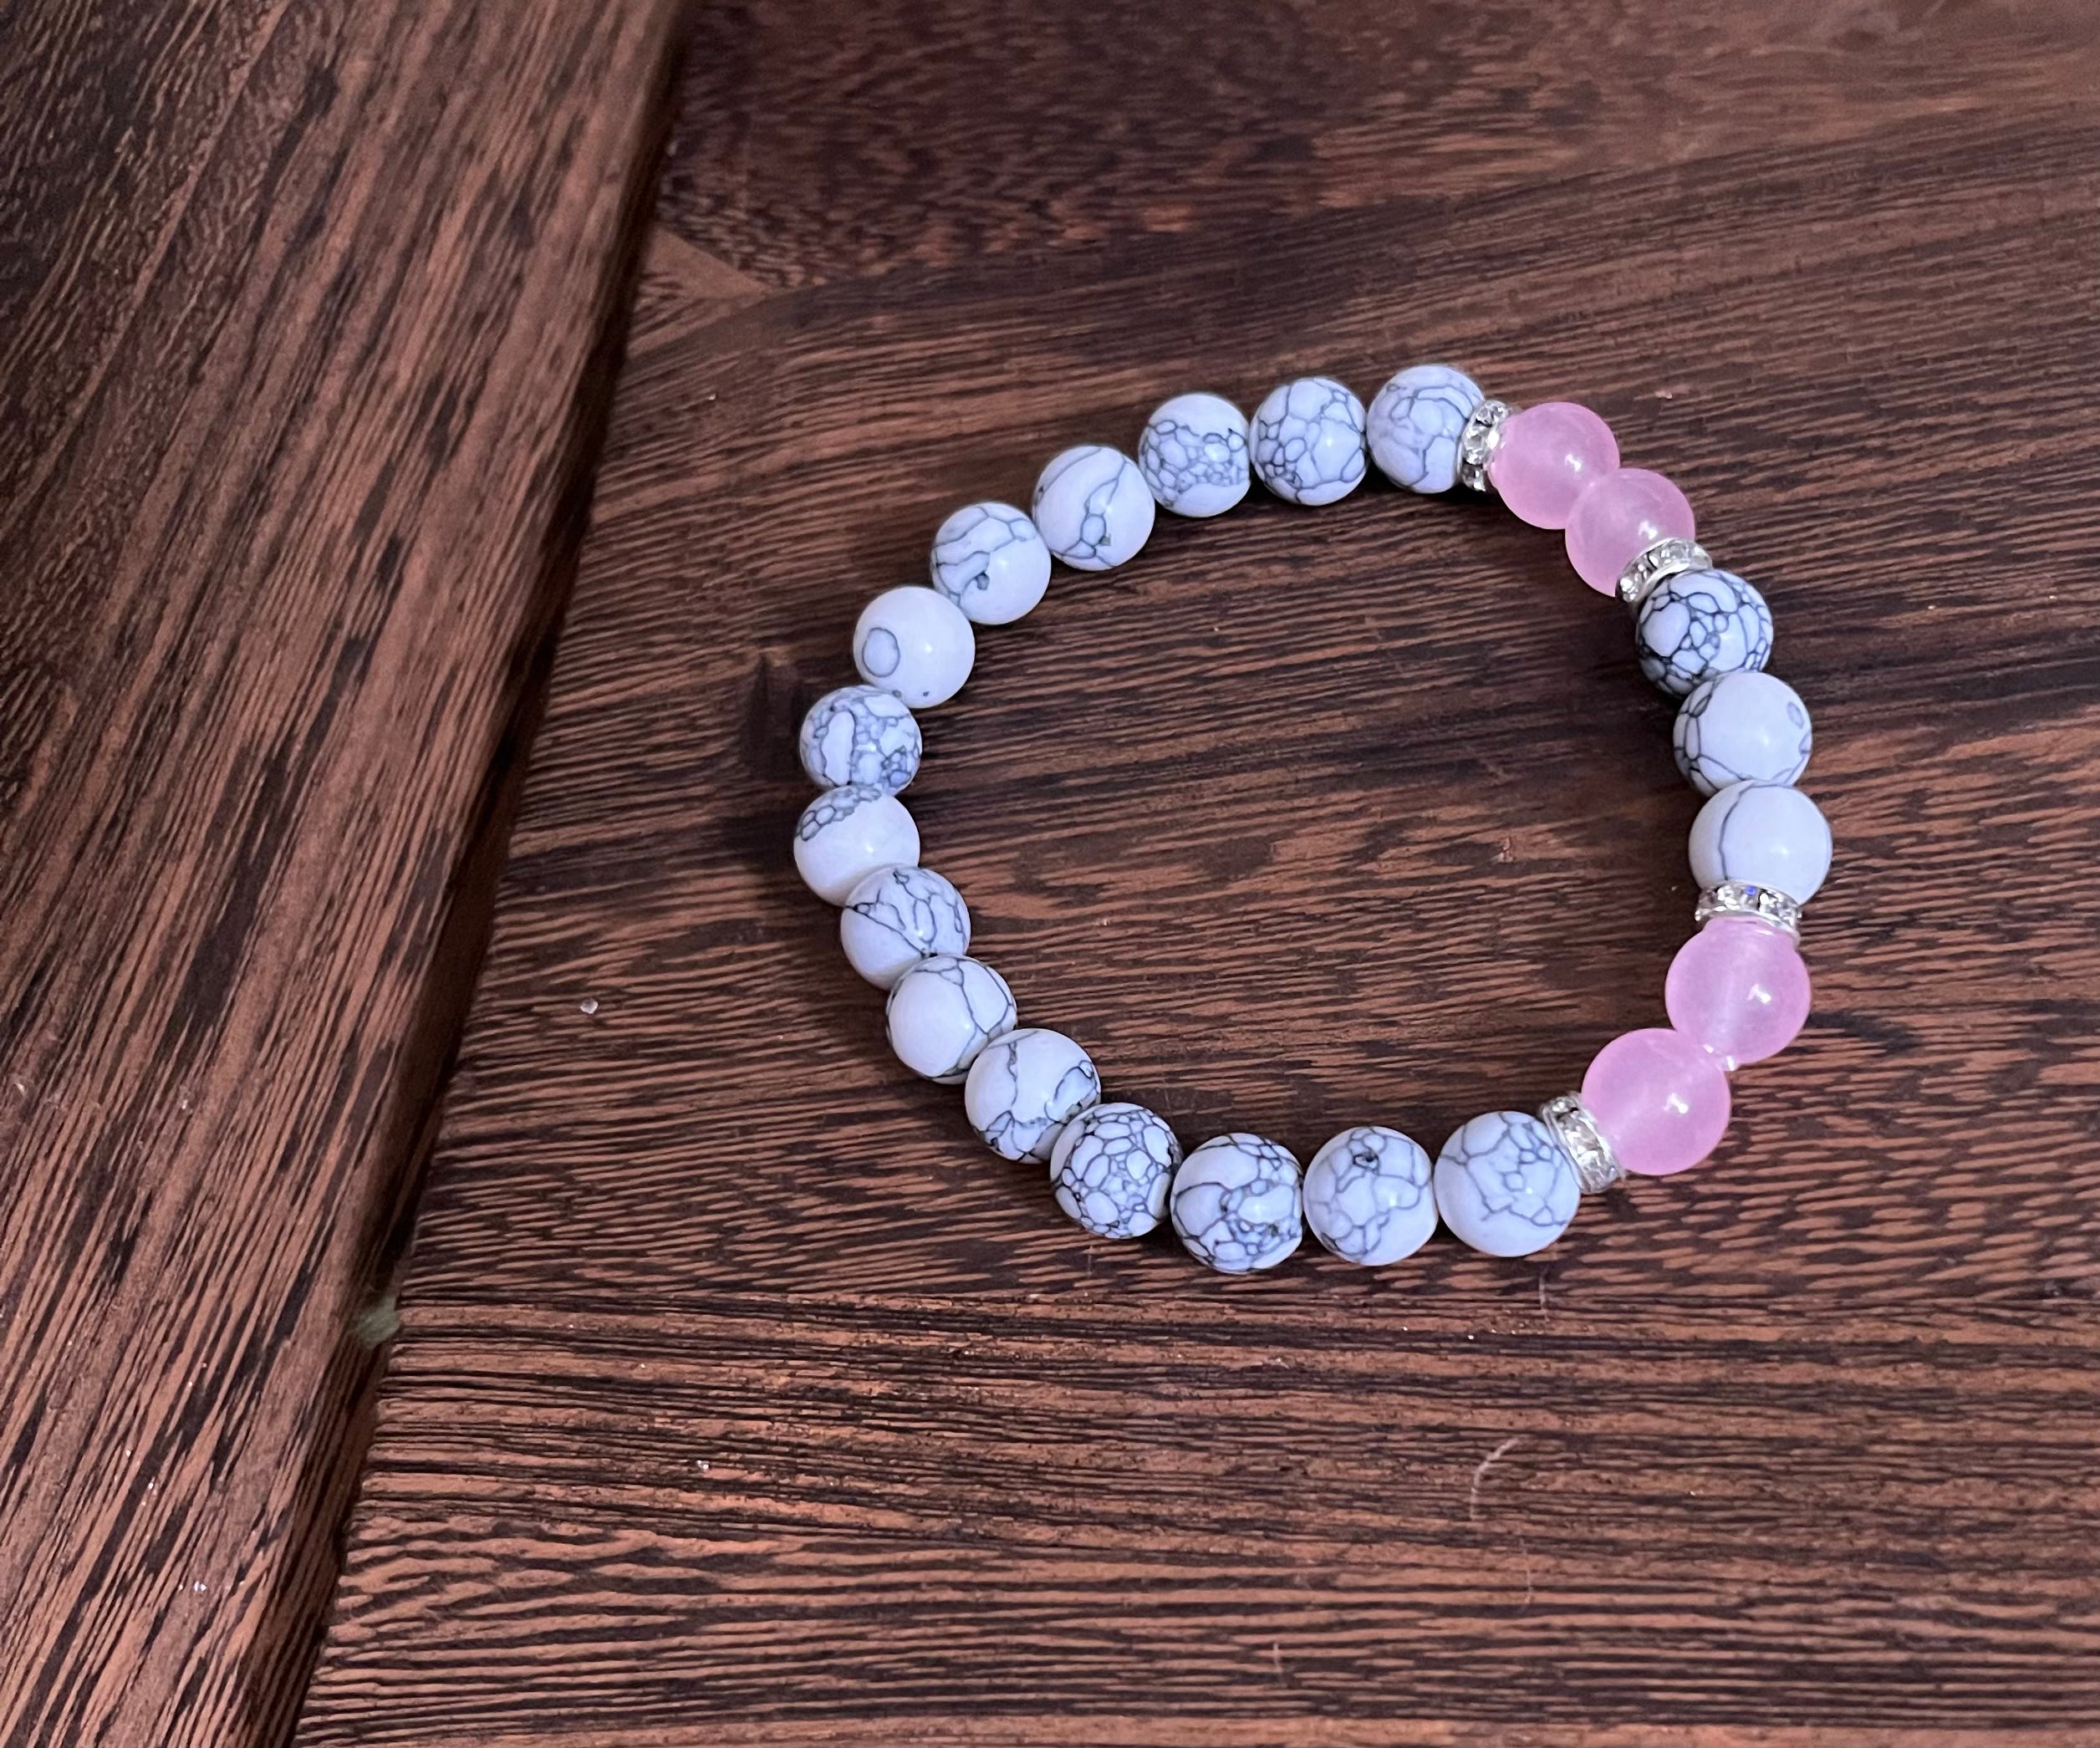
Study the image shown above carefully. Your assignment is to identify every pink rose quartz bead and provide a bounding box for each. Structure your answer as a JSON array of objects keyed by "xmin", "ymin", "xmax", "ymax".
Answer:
[
  {"xmin": 1666, "ymin": 917, "xmax": 1812, "ymax": 1072},
  {"xmin": 1581, "ymin": 1027, "xmax": 1731, "ymax": 1177},
  {"xmin": 1486, "ymin": 401, "xmax": 1619, "ymax": 528},
  {"xmin": 1565, "ymin": 467, "xmax": 1695, "ymax": 594}
]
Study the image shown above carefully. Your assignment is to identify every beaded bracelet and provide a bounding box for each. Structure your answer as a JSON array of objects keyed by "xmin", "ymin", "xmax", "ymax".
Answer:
[{"xmin": 792, "ymin": 364, "xmax": 1832, "ymax": 1273}]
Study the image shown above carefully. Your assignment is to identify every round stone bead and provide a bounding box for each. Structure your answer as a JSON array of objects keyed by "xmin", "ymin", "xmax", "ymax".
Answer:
[
  {"xmin": 1302, "ymin": 1125, "xmax": 1436, "ymax": 1267},
  {"xmin": 1433, "ymin": 1111, "xmax": 1579, "ymax": 1258},
  {"xmin": 1138, "ymin": 391, "xmax": 1251, "ymax": 518},
  {"xmin": 1582, "ymin": 1027, "xmax": 1731, "ymax": 1177},
  {"xmin": 1366, "ymin": 364, "xmax": 1482, "ymax": 494},
  {"xmin": 1636, "ymin": 567, "xmax": 1774, "ymax": 699},
  {"xmin": 1674, "ymin": 670, "xmax": 1812, "ymax": 797},
  {"xmin": 1032, "ymin": 445, "xmax": 1155, "ymax": 570},
  {"xmin": 1666, "ymin": 916, "xmax": 1812, "ymax": 1072},
  {"xmin": 1170, "ymin": 1134, "xmax": 1303, "ymax": 1274},
  {"xmin": 1486, "ymin": 401, "xmax": 1619, "ymax": 529},
  {"xmin": 1690, "ymin": 779, "xmax": 1833, "ymax": 904},
  {"xmin": 1565, "ymin": 467, "xmax": 1695, "ymax": 594},
  {"xmin": 1251, "ymin": 376, "xmax": 1367, "ymax": 506},
  {"xmin": 839, "ymin": 864, "xmax": 971, "ymax": 989},
  {"xmin": 1048, "ymin": 1101, "xmax": 1182, "ymax": 1239},
  {"xmin": 798, "ymin": 684, "xmax": 922, "ymax": 793},
  {"xmin": 928, "ymin": 501, "xmax": 1052, "ymax": 625},
  {"xmin": 885, "ymin": 954, "xmax": 1017, "ymax": 1083},
  {"xmin": 963, "ymin": 1027, "xmax": 1101, "ymax": 1162},
  {"xmin": 793, "ymin": 784, "xmax": 919, "ymax": 905},
  {"xmin": 854, "ymin": 586, "xmax": 976, "ymax": 707}
]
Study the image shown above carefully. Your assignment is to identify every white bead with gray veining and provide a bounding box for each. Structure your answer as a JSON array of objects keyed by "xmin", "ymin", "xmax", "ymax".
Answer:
[
  {"xmin": 839, "ymin": 864, "xmax": 970, "ymax": 988},
  {"xmin": 964, "ymin": 1027, "xmax": 1101, "ymax": 1162},
  {"xmin": 1032, "ymin": 445, "xmax": 1155, "ymax": 570},
  {"xmin": 1048, "ymin": 1101, "xmax": 1181, "ymax": 1239},
  {"xmin": 792, "ymin": 784, "xmax": 920, "ymax": 905},
  {"xmin": 1689, "ymin": 779, "xmax": 1832, "ymax": 904},
  {"xmin": 1674, "ymin": 669, "xmax": 1812, "ymax": 796},
  {"xmin": 1170, "ymin": 1133, "xmax": 1303, "ymax": 1273},
  {"xmin": 884, "ymin": 954, "xmax": 1017, "ymax": 1083},
  {"xmin": 1302, "ymin": 1124, "xmax": 1437, "ymax": 1266},
  {"xmin": 1366, "ymin": 364, "xmax": 1483, "ymax": 494},
  {"xmin": 928, "ymin": 501, "xmax": 1052, "ymax": 624},
  {"xmin": 1635, "ymin": 567, "xmax": 1774, "ymax": 699},
  {"xmin": 1137, "ymin": 391, "xmax": 1251, "ymax": 518},
  {"xmin": 853, "ymin": 585, "xmax": 976, "ymax": 708},
  {"xmin": 1251, "ymin": 376, "xmax": 1367, "ymax": 506},
  {"xmin": 1433, "ymin": 1110, "xmax": 1580, "ymax": 1257},
  {"xmin": 798, "ymin": 684, "xmax": 922, "ymax": 793}
]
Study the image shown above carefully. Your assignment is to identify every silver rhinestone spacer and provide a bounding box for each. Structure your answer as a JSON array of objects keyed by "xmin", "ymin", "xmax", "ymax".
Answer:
[
  {"xmin": 1456, "ymin": 398, "xmax": 1514, "ymax": 492},
  {"xmin": 1616, "ymin": 537, "xmax": 1712, "ymax": 609},
  {"xmin": 1539, "ymin": 1093, "xmax": 1623, "ymax": 1194},
  {"xmin": 1695, "ymin": 880, "xmax": 1803, "ymax": 942}
]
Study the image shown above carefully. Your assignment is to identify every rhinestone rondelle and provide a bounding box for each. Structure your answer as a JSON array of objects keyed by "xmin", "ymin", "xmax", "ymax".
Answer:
[
  {"xmin": 1695, "ymin": 880, "xmax": 1803, "ymax": 942},
  {"xmin": 1615, "ymin": 536, "xmax": 1713, "ymax": 608},
  {"xmin": 1538, "ymin": 1093, "xmax": 1624, "ymax": 1194},
  {"xmin": 1455, "ymin": 398, "xmax": 1513, "ymax": 492}
]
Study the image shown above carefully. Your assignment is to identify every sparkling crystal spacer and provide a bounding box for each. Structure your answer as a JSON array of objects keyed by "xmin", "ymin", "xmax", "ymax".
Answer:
[
  {"xmin": 1538, "ymin": 1093, "xmax": 1624, "ymax": 1194},
  {"xmin": 1695, "ymin": 880, "xmax": 1804, "ymax": 942},
  {"xmin": 1616, "ymin": 536, "xmax": 1713, "ymax": 608},
  {"xmin": 1456, "ymin": 398, "xmax": 1514, "ymax": 492}
]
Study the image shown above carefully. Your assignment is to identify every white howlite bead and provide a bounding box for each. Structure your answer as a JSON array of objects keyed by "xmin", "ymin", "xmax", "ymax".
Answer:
[
  {"xmin": 1366, "ymin": 364, "xmax": 1483, "ymax": 494},
  {"xmin": 1032, "ymin": 445, "xmax": 1155, "ymax": 570},
  {"xmin": 853, "ymin": 586, "xmax": 976, "ymax": 708},
  {"xmin": 885, "ymin": 954, "xmax": 1016, "ymax": 1083},
  {"xmin": 839, "ymin": 864, "xmax": 970, "ymax": 989},
  {"xmin": 793, "ymin": 784, "xmax": 919, "ymax": 905},
  {"xmin": 1302, "ymin": 1125, "xmax": 1437, "ymax": 1266},
  {"xmin": 1433, "ymin": 1111, "xmax": 1579, "ymax": 1258},
  {"xmin": 1635, "ymin": 567, "xmax": 1774, "ymax": 699},
  {"xmin": 1690, "ymin": 779, "xmax": 1832, "ymax": 904},
  {"xmin": 928, "ymin": 501, "xmax": 1052, "ymax": 625},
  {"xmin": 1048, "ymin": 1102, "xmax": 1181, "ymax": 1239},
  {"xmin": 1170, "ymin": 1133, "xmax": 1302, "ymax": 1274},
  {"xmin": 798, "ymin": 684, "xmax": 922, "ymax": 793},
  {"xmin": 1674, "ymin": 670, "xmax": 1812, "ymax": 796},
  {"xmin": 1251, "ymin": 375, "xmax": 1367, "ymax": 506},
  {"xmin": 1137, "ymin": 391, "xmax": 1251, "ymax": 518},
  {"xmin": 963, "ymin": 1027, "xmax": 1101, "ymax": 1162}
]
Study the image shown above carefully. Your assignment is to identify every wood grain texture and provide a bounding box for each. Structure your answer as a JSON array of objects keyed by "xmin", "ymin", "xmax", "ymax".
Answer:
[
  {"xmin": 0, "ymin": 1, "xmax": 679, "ymax": 1741},
  {"xmin": 304, "ymin": 1, "xmax": 2100, "ymax": 1740}
]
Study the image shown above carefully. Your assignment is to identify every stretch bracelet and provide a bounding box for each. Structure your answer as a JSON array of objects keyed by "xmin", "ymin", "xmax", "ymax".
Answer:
[{"xmin": 792, "ymin": 364, "xmax": 1832, "ymax": 1273}]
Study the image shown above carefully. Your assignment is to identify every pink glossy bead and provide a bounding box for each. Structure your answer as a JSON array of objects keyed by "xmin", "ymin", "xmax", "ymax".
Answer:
[
  {"xmin": 1564, "ymin": 467, "xmax": 1695, "ymax": 594},
  {"xmin": 1665, "ymin": 917, "xmax": 1812, "ymax": 1072},
  {"xmin": 1486, "ymin": 402, "xmax": 1619, "ymax": 528},
  {"xmin": 1581, "ymin": 1027, "xmax": 1730, "ymax": 1177}
]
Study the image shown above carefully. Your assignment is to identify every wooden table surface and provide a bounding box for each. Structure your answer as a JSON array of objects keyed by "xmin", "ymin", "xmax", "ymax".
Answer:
[
  {"xmin": 298, "ymin": 2, "xmax": 2100, "ymax": 1741},
  {"xmin": 0, "ymin": 0, "xmax": 2049, "ymax": 1739},
  {"xmin": 0, "ymin": 1, "xmax": 678, "ymax": 1741}
]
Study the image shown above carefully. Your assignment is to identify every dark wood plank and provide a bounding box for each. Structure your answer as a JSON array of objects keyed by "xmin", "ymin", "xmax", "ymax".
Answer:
[
  {"xmin": 0, "ymin": 1, "xmax": 680, "ymax": 1741},
  {"xmin": 661, "ymin": 0, "xmax": 2100, "ymax": 289},
  {"xmin": 303, "ymin": 2, "xmax": 2100, "ymax": 1740},
  {"xmin": 317, "ymin": 1302, "xmax": 2100, "ymax": 1745}
]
